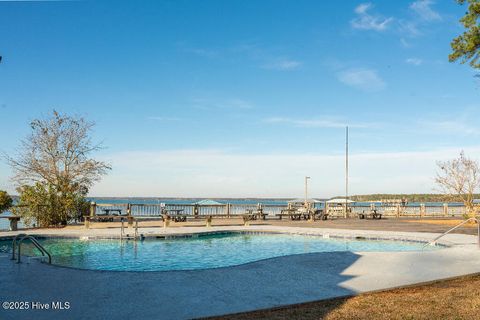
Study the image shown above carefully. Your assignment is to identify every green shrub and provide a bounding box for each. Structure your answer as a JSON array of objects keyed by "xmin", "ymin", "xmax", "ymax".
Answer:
[{"xmin": 0, "ymin": 190, "xmax": 13, "ymax": 213}]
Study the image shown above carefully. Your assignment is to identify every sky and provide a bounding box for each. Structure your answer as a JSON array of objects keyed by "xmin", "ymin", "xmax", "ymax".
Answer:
[{"xmin": 0, "ymin": 0, "xmax": 479, "ymax": 198}]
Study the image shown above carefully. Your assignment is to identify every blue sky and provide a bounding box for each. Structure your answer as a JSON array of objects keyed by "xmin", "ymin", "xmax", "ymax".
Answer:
[{"xmin": 0, "ymin": 0, "xmax": 479, "ymax": 198}]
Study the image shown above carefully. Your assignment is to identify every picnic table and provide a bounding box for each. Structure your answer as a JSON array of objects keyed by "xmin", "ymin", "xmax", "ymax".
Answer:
[
  {"xmin": 358, "ymin": 209, "xmax": 382, "ymax": 220},
  {"xmin": 97, "ymin": 209, "xmax": 124, "ymax": 222},
  {"xmin": 277, "ymin": 208, "xmax": 307, "ymax": 220},
  {"xmin": 101, "ymin": 209, "xmax": 123, "ymax": 215},
  {"xmin": 164, "ymin": 209, "xmax": 187, "ymax": 222},
  {"xmin": 244, "ymin": 209, "xmax": 267, "ymax": 220}
]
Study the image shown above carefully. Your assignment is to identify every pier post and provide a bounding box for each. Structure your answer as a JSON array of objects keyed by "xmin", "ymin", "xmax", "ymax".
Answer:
[
  {"xmin": 206, "ymin": 215, "xmax": 212, "ymax": 227},
  {"xmin": 420, "ymin": 203, "xmax": 425, "ymax": 218},
  {"xmin": 443, "ymin": 203, "xmax": 448, "ymax": 217},
  {"xmin": 163, "ymin": 215, "xmax": 170, "ymax": 228},
  {"xmin": 86, "ymin": 202, "xmax": 96, "ymax": 229},
  {"xmin": 193, "ymin": 204, "xmax": 199, "ymax": 217},
  {"xmin": 127, "ymin": 203, "xmax": 133, "ymax": 227},
  {"xmin": 396, "ymin": 204, "xmax": 400, "ymax": 218},
  {"xmin": 90, "ymin": 202, "xmax": 96, "ymax": 217}
]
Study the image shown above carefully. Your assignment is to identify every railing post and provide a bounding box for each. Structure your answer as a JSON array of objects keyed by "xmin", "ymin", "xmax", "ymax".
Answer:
[
  {"xmin": 396, "ymin": 204, "xmax": 400, "ymax": 218},
  {"xmin": 90, "ymin": 201, "xmax": 96, "ymax": 217},
  {"xmin": 206, "ymin": 215, "xmax": 212, "ymax": 227},
  {"xmin": 443, "ymin": 203, "xmax": 448, "ymax": 217},
  {"xmin": 85, "ymin": 201, "xmax": 96, "ymax": 229},
  {"xmin": 127, "ymin": 203, "xmax": 133, "ymax": 227},
  {"xmin": 226, "ymin": 203, "xmax": 230, "ymax": 217},
  {"xmin": 163, "ymin": 215, "xmax": 170, "ymax": 228},
  {"xmin": 194, "ymin": 204, "xmax": 199, "ymax": 217},
  {"xmin": 420, "ymin": 203, "xmax": 426, "ymax": 218}
]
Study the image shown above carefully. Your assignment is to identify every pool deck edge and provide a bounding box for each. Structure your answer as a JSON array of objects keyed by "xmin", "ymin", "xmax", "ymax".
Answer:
[{"xmin": 1, "ymin": 226, "xmax": 480, "ymax": 320}]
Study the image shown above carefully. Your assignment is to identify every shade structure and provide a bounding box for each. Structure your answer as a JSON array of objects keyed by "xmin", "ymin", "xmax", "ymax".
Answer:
[
  {"xmin": 288, "ymin": 198, "xmax": 322, "ymax": 204},
  {"xmin": 193, "ymin": 199, "xmax": 222, "ymax": 205},
  {"xmin": 326, "ymin": 198, "xmax": 355, "ymax": 204}
]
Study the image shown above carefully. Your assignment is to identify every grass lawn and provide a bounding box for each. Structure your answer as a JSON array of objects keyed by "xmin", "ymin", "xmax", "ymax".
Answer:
[{"xmin": 207, "ymin": 274, "xmax": 480, "ymax": 320}]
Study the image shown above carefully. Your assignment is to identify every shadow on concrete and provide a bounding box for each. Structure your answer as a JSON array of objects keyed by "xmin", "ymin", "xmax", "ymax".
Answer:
[
  {"xmin": 0, "ymin": 250, "xmax": 362, "ymax": 320},
  {"xmin": 194, "ymin": 251, "xmax": 361, "ymax": 319}
]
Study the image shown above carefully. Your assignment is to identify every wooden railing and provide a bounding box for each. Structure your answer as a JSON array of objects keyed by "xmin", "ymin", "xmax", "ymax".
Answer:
[
  {"xmin": 1, "ymin": 201, "xmax": 476, "ymax": 231},
  {"xmin": 90, "ymin": 202, "xmax": 286, "ymax": 217},
  {"xmin": 327, "ymin": 203, "xmax": 469, "ymax": 218}
]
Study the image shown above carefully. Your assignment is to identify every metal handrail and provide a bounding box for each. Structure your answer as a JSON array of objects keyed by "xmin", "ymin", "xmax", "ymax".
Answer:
[
  {"xmin": 120, "ymin": 218, "xmax": 140, "ymax": 240},
  {"xmin": 12, "ymin": 234, "xmax": 52, "ymax": 264},
  {"xmin": 11, "ymin": 233, "xmax": 27, "ymax": 260},
  {"xmin": 424, "ymin": 217, "xmax": 479, "ymax": 247}
]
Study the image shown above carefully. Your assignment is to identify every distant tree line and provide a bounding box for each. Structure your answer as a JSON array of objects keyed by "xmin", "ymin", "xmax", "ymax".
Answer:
[{"xmin": 346, "ymin": 194, "xmax": 475, "ymax": 203}]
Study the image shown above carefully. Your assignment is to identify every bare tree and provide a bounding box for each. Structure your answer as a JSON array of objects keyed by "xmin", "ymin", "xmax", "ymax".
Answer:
[
  {"xmin": 435, "ymin": 151, "xmax": 480, "ymax": 217},
  {"xmin": 4, "ymin": 110, "xmax": 111, "ymax": 191}
]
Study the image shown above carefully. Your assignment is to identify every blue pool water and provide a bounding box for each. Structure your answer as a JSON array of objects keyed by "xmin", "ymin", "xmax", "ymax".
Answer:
[{"xmin": 0, "ymin": 233, "xmax": 438, "ymax": 271}]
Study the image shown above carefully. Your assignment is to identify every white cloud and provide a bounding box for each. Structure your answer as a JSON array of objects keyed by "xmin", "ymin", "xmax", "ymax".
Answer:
[
  {"xmin": 264, "ymin": 117, "xmax": 370, "ymax": 129},
  {"xmin": 405, "ymin": 58, "xmax": 423, "ymax": 66},
  {"xmin": 262, "ymin": 59, "xmax": 302, "ymax": 71},
  {"xmin": 336, "ymin": 68, "xmax": 386, "ymax": 92},
  {"xmin": 410, "ymin": 0, "xmax": 441, "ymax": 22},
  {"xmin": 398, "ymin": 20, "xmax": 422, "ymax": 37},
  {"xmin": 400, "ymin": 38, "xmax": 411, "ymax": 47},
  {"xmin": 89, "ymin": 147, "xmax": 480, "ymax": 198},
  {"xmin": 351, "ymin": 3, "xmax": 393, "ymax": 31},
  {"xmin": 176, "ymin": 41, "xmax": 220, "ymax": 59},
  {"xmin": 420, "ymin": 120, "xmax": 480, "ymax": 136},
  {"xmin": 191, "ymin": 98, "xmax": 254, "ymax": 110},
  {"xmin": 355, "ymin": 3, "xmax": 372, "ymax": 15},
  {"xmin": 397, "ymin": 1, "xmax": 441, "ymax": 39}
]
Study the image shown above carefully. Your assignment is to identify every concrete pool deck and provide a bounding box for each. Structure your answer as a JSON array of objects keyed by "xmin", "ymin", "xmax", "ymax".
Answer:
[{"xmin": 1, "ymin": 225, "xmax": 480, "ymax": 320}]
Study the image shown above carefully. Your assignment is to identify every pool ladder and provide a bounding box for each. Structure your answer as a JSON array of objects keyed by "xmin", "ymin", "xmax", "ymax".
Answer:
[
  {"xmin": 11, "ymin": 234, "xmax": 52, "ymax": 264},
  {"xmin": 424, "ymin": 217, "xmax": 480, "ymax": 248},
  {"xmin": 120, "ymin": 219, "xmax": 140, "ymax": 240}
]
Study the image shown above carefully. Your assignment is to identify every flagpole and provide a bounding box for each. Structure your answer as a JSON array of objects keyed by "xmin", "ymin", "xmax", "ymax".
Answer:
[{"xmin": 345, "ymin": 126, "xmax": 349, "ymax": 218}]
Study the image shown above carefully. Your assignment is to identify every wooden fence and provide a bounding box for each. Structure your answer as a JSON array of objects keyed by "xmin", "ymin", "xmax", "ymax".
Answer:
[
  {"xmin": 90, "ymin": 202, "xmax": 286, "ymax": 217},
  {"xmin": 327, "ymin": 203, "xmax": 467, "ymax": 218},
  {"xmin": 0, "ymin": 201, "xmax": 474, "ymax": 231}
]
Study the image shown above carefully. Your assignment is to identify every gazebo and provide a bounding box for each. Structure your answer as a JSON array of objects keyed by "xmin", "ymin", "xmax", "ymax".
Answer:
[
  {"xmin": 192, "ymin": 199, "xmax": 222, "ymax": 205},
  {"xmin": 287, "ymin": 198, "xmax": 323, "ymax": 209},
  {"xmin": 326, "ymin": 198, "xmax": 355, "ymax": 204}
]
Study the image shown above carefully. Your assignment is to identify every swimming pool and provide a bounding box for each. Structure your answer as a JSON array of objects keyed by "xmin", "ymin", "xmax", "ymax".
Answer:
[{"xmin": 0, "ymin": 232, "xmax": 440, "ymax": 271}]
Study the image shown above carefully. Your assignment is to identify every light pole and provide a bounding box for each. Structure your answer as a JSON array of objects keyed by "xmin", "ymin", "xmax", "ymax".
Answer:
[
  {"xmin": 345, "ymin": 126, "xmax": 349, "ymax": 218},
  {"xmin": 304, "ymin": 176, "xmax": 311, "ymax": 208}
]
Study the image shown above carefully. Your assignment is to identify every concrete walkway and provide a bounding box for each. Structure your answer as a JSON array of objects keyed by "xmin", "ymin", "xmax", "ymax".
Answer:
[{"xmin": 1, "ymin": 226, "xmax": 480, "ymax": 320}]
